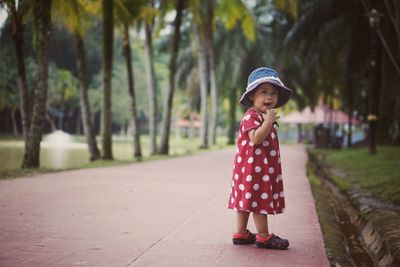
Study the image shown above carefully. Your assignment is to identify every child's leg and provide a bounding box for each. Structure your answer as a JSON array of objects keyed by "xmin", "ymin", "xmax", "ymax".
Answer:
[
  {"xmin": 236, "ymin": 211, "xmax": 250, "ymax": 233},
  {"xmin": 253, "ymin": 212, "xmax": 269, "ymax": 237}
]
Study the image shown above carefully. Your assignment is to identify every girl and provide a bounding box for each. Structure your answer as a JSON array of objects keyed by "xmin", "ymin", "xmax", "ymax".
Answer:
[{"xmin": 227, "ymin": 67, "xmax": 292, "ymax": 250}]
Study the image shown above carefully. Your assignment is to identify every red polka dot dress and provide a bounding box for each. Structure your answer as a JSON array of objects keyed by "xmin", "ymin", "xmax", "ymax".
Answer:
[{"xmin": 227, "ymin": 108, "xmax": 285, "ymax": 215}]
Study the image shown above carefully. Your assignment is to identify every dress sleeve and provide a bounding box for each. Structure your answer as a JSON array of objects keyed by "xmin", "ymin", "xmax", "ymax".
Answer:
[{"xmin": 242, "ymin": 110, "xmax": 262, "ymax": 134}]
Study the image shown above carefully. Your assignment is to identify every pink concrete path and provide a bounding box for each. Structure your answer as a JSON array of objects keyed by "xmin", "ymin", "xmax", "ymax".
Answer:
[{"xmin": 0, "ymin": 145, "xmax": 329, "ymax": 267}]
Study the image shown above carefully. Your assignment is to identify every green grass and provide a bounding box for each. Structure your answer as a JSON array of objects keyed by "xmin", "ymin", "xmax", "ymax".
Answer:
[
  {"xmin": 0, "ymin": 134, "xmax": 233, "ymax": 180},
  {"xmin": 310, "ymin": 146, "xmax": 400, "ymax": 204}
]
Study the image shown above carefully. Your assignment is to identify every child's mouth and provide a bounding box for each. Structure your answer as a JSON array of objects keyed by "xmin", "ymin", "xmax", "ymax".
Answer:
[{"xmin": 264, "ymin": 102, "xmax": 272, "ymax": 107}]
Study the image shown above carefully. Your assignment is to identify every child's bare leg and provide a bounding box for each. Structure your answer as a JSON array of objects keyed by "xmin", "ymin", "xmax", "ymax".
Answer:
[
  {"xmin": 236, "ymin": 211, "xmax": 250, "ymax": 233},
  {"xmin": 253, "ymin": 212, "xmax": 269, "ymax": 237}
]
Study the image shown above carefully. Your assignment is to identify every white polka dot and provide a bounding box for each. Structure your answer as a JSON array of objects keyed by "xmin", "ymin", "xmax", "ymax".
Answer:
[
  {"xmin": 253, "ymin": 184, "xmax": 260, "ymax": 190},
  {"xmin": 236, "ymin": 147, "xmax": 239, "ymax": 153},
  {"xmin": 232, "ymin": 164, "xmax": 235, "ymax": 170},
  {"xmin": 231, "ymin": 181, "xmax": 234, "ymax": 187},
  {"xmin": 281, "ymin": 208, "xmax": 285, "ymax": 212},
  {"xmin": 262, "ymin": 175, "xmax": 270, "ymax": 182},
  {"xmin": 277, "ymin": 175, "xmax": 282, "ymax": 181},
  {"xmin": 261, "ymin": 193, "xmax": 268, "ymax": 199},
  {"xmin": 255, "ymin": 148, "xmax": 261, "ymax": 155},
  {"xmin": 241, "ymin": 140, "xmax": 247, "ymax": 146},
  {"xmin": 254, "ymin": 121, "xmax": 260, "ymax": 126},
  {"xmin": 273, "ymin": 193, "xmax": 278, "ymax": 200},
  {"xmin": 255, "ymin": 166, "xmax": 261, "ymax": 173},
  {"xmin": 242, "ymin": 126, "xmax": 244, "ymax": 131},
  {"xmin": 270, "ymin": 185, "xmax": 273, "ymax": 191},
  {"xmin": 257, "ymin": 115, "xmax": 262, "ymax": 120},
  {"xmin": 245, "ymin": 192, "xmax": 252, "ymax": 199},
  {"xmin": 270, "ymin": 202, "xmax": 274, "ymax": 208},
  {"xmin": 270, "ymin": 150, "xmax": 277, "ymax": 157},
  {"xmin": 262, "ymin": 140, "xmax": 269, "ymax": 147},
  {"xmin": 274, "ymin": 124, "xmax": 278, "ymax": 129},
  {"xmin": 252, "ymin": 201, "xmax": 258, "ymax": 208},
  {"xmin": 277, "ymin": 202, "xmax": 280, "ymax": 207},
  {"xmin": 245, "ymin": 114, "xmax": 251, "ymax": 120},
  {"xmin": 263, "ymin": 158, "xmax": 268, "ymax": 164},
  {"xmin": 246, "ymin": 150, "xmax": 249, "ymax": 155},
  {"xmin": 269, "ymin": 167, "xmax": 275, "ymax": 174},
  {"xmin": 231, "ymin": 197, "xmax": 234, "ymax": 203},
  {"xmin": 246, "ymin": 175, "xmax": 252, "ymax": 182},
  {"xmin": 235, "ymin": 191, "xmax": 238, "ymax": 197},
  {"xmin": 241, "ymin": 167, "xmax": 245, "ymax": 173},
  {"xmin": 271, "ymin": 132, "xmax": 276, "ymax": 139},
  {"xmin": 247, "ymin": 157, "xmax": 254, "ymax": 163},
  {"xmin": 280, "ymin": 191, "xmax": 284, "ymax": 198},
  {"xmin": 238, "ymin": 133, "xmax": 242, "ymax": 138},
  {"xmin": 234, "ymin": 174, "xmax": 239, "ymax": 180},
  {"xmin": 237, "ymin": 156, "xmax": 242, "ymax": 163},
  {"xmin": 260, "ymin": 210, "xmax": 268, "ymax": 215},
  {"xmin": 239, "ymin": 184, "xmax": 244, "ymax": 191},
  {"xmin": 249, "ymin": 141, "xmax": 254, "ymax": 147},
  {"xmin": 239, "ymin": 201, "xmax": 244, "ymax": 208}
]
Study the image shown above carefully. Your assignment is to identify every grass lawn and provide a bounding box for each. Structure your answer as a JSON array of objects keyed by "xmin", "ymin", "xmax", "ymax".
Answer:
[
  {"xmin": 309, "ymin": 146, "xmax": 400, "ymax": 204},
  {"xmin": 0, "ymin": 134, "xmax": 233, "ymax": 179}
]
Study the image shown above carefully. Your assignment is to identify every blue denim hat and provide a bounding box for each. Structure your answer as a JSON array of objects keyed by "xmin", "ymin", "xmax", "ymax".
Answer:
[{"xmin": 239, "ymin": 67, "xmax": 293, "ymax": 109}]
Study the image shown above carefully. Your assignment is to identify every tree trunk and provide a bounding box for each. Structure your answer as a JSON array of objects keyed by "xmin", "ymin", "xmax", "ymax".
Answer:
[
  {"xmin": 123, "ymin": 22, "xmax": 142, "ymax": 160},
  {"xmin": 195, "ymin": 24, "xmax": 209, "ymax": 149},
  {"xmin": 206, "ymin": 0, "xmax": 218, "ymax": 146},
  {"xmin": 144, "ymin": 18, "xmax": 158, "ymax": 155},
  {"xmin": 11, "ymin": 107, "xmax": 19, "ymax": 136},
  {"xmin": 22, "ymin": 0, "xmax": 52, "ymax": 168},
  {"xmin": 74, "ymin": 32, "xmax": 100, "ymax": 161},
  {"xmin": 101, "ymin": 0, "xmax": 113, "ymax": 160},
  {"xmin": 158, "ymin": 0, "xmax": 185, "ymax": 155},
  {"xmin": 8, "ymin": 1, "xmax": 30, "ymax": 148}
]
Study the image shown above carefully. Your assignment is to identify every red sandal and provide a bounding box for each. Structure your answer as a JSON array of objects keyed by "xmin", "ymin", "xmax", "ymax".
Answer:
[
  {"xmin": 232, "ymin": 229, "xmax": 256, "ymax": 245},
  {"xmin": 255, "ymin": 233, "xmax": 289, "ymax": 250}
]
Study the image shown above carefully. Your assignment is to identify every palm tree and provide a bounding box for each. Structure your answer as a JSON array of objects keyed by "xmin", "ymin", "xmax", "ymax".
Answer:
[
  {"xmin": 3, "ymin": 0, "xmax": 31, "ymax": 150},
  {"xmin": 101, "ymin": 0, "xmax": 113, "ymax": 160},
  {"xmin": 143, "ymin": 0, "xmax": 158, "ymax": 155},
  {"xmin": 22, "ymin": 0, "xmax": 52, "ymax": 168},
  {"xmin": 116, "ymin": 0, "xmax": 144, "ymax": 160},
  {"xmin": 158, "ymin": 0, "xmax": 186, "ymax": 155},
  {"xmin": 52, "ymin": 0, "xmax": 101, "ymax": 161}
]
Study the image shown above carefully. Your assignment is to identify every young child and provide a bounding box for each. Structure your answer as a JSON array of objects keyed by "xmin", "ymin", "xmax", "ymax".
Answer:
[{"xmin": 227, "ymin": 67, "xmax": 292, "ymax": 250}]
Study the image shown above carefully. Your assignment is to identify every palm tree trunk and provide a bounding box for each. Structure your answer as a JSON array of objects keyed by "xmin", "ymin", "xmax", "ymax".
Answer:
[
  {"xmin": 74, "ymin": 32, "xmax": 100, "ymax": 161},
  {"xmin": 101, "ymin": 0, "xmax": 113, "ymax": 160},
  {"xmin": 11, "ymin": 107, "xmax": 19, "ymax": 136},
  {"xmin": 22, "ymin": 0, "xmax": 52, "ymax": 168},
  {"xmin": 159, "ymin": 0, "xmax": 185, "ymax": 155},
  {"xmin": 123, "ymin": 22, "xmax": 142, "ymax": 160},
  {"xmin": 195, "ymin": 24, "xmax": 209, "ymax": 149},
  {"xmin": 206, "ymin": 0, "xmax": 217, "ymax": 146},
  {"xmin": 8, "ymin": 1, "xmax": 30, "ymax": 148},
  {"xmin": 144, "ymin": 19, "xmax": 158, "ymax": 155}
]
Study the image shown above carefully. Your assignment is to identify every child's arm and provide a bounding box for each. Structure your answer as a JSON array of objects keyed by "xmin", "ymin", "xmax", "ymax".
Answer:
[{"xmin": 248, "ymin": 110, "xmax": 276, "ymax": 145}]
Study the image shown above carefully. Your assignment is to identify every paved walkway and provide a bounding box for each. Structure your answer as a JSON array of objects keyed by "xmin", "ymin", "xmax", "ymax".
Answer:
[{"xmin": 0, "ymin": 145, "xmax": 329, "ymax": 267}]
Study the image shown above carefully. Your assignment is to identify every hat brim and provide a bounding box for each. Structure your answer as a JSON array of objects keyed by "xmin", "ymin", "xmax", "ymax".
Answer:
[{"xmin": 239, "ymin": 80, "xmax": 293, "ymax": 109}]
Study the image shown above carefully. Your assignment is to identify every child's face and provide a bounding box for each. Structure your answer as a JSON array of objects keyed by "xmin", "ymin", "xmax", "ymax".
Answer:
[{"xmin": 249, "ymin": 83, "xmax": 278, "ymax": 113}]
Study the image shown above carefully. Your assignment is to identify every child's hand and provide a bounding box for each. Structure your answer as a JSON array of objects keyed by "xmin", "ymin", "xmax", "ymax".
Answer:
[{"xmin": 263, "ymin": 109, "xmax": 276, "ymax": 123}]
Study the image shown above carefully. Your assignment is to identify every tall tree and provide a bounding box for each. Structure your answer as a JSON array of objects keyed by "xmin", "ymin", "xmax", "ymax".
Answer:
[
  {"xmin": 115, "ymin": 0, "xmax": 145, "ymax": 160},
  {"xmin": 158, "ymin": 0, "xmax": 186, "ymax": 155},
  {"xmin": 4, "ymin": 0, "xmax": 31, "ymax": 149},
  {"xmin": 143, "ymin": 1, "xmax": 158, "ymax": 155},
  {"xmin": 101, "ymin": 0, "xmax": 114, "ymax": 159},
  {"xmin": 22, "ymin": 0, "xmax": 52, "ymax": 168},
  {"xmin": 52, "ymin": 0, "xmax": 101, "ymax": 160}
]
